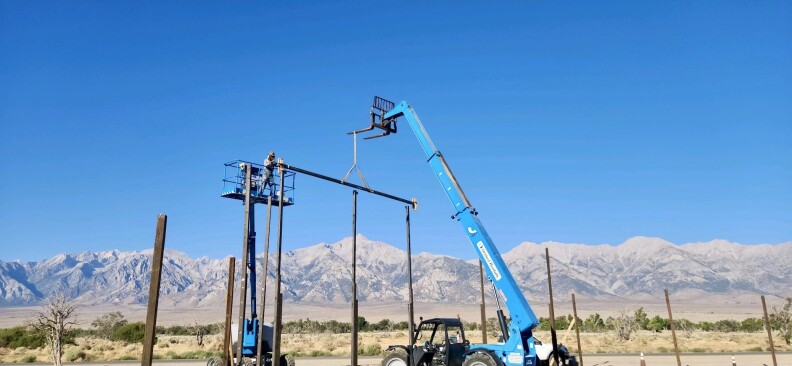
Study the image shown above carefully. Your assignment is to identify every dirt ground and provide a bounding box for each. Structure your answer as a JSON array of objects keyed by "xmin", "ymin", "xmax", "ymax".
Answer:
[
  {"xmin": 3, "ymin": 353, "xmax": 790, "ymax": 366},
  {"xmin": 0, "ymin": 296, "xmax": 780, "ymax": 328}
]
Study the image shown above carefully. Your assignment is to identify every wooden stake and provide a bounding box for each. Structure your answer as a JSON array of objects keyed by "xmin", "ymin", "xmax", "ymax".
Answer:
[
  {"xmin": 761, "ymin": 295, "xmax": 778, "ymax": 366},
  {"xmin": 223, "ymin": 257, "xmax": 236, "ymax": 366},
  {"xmin": 142, "ymin": 214, "xmax": 167, "ymax": 366},
  {"xmin": 545, "ymin": 248, "xmax": 559, "ymax": 366},
  {"xmin": 664, "ymin": 289, "xmax": 681, "ymax": 366},
  {"xmin": 572, "ymin": 293, "xmax": 583, "ymax": 366}
]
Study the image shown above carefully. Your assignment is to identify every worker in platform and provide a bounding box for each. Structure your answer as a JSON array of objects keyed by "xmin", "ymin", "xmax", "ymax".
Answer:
[{"xmin": 262, "ymin": 151, "xmax": 276, "ymax": 194}]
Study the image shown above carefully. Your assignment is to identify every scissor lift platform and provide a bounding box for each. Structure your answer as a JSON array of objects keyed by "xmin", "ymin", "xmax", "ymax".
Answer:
[{"xmin": 222, "ymin": 160, "xmax": 295, "ymax": 206}]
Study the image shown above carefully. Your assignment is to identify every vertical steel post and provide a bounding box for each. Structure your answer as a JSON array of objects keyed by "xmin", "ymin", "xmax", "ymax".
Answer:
[
  {"xmin": 223, "ymin": 257, "xmax": 236, "ymax": 366},
  {"xmin": 761, "ymin": 295, "xmax": 778, "ymax": 366},
  {"xmin": 405, "ymin": 206, "xmax": 415, "ymax": 346},
  {"xmin": 255, "ymin": 196, "xmax": 273, "ymax": 366},
  {"xmin": 235, "ymin": 166, "xmax": 253, "ymax": 366},
  {"xmin": 272, "ymin": 164, "xmax": 286, "ymax": 366},
  {"xmin": 571, "ymin": 294, "xmax": 583, "ymax": 366},
  {"xmin": 479, "ymin": 260, "xmax": 488, "ymax": 344},
  {"xmin": 351, "ymin": 190, "xmax": 359, "ymax": 366},
  {"xmin": 664, "ymin": 289, "xmax": 681, "ymax": 366},
  {"xmin": 545, "ymin": 248, "xmax": 560, "ymax": 366},
  {"xmin": 142, "ymin": 214, "xmax": 167, "ymax": 366}
]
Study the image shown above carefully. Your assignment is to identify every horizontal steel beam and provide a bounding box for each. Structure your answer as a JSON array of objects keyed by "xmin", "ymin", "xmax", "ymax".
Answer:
[{"xmin": 278, "ymin": 163, "xmax": 417, "ymax": 209}]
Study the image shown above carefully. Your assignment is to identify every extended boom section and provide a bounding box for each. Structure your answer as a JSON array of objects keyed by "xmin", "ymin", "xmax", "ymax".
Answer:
[{"xmin": 379, "ymin": 98, "xmax": 541, "ymax": 366}]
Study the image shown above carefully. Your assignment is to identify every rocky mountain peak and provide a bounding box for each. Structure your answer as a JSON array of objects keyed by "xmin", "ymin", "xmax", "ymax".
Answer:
[{"xmin": 1, "ymin": 236, "xmax": 790, "ymax": 307}]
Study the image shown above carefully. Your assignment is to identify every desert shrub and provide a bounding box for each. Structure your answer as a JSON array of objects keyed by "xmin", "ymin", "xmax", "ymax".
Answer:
[
  {"xmin": 740, "ymin": 318, "xmax": 764, "ymax": 332},
  {"xmin": 646, "ymin": 315, "xmax": 668, "ymax": 332},
  {"xmin": 697, "ymin": 321, "xmax": 714, "ymax": 331},
  {"xmin": 112, "ymin": 322, "xmax": 146, "ymax": 343},
  {"xmin": 360, "ymin": 343, "xmax": 382, "ymax": 356},
  {"xmin": 91, "ymin": 312, "xmax": 128, "ymax": 340},
  {"xmin": 22, "ymin": 355, "xmax": 37, "ymax": 363},
  {"xmin": 65, "ymin": 348, "xmax": 87, "ymax": 362},
  {"xmin": 394, "ymin": 321, "xmax": 409, "ymax": 331},
  {"xmin": 583, "ymin": 313, "xmax": 606, "ymax": 332},
  {"xmin": 308, "ymin": 350, "xmax": 331, "ymax": 357},
  {"xmin": 712, "ymin": 320, "xmax": 740, "ymax": 332},
  {"xmin": 0, "ymin": 327, "xmax": 47, "ymax": 349}
]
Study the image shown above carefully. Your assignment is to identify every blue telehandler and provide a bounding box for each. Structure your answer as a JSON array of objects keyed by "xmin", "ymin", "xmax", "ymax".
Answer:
[{"xmin": 352, "ymin": 97, "xmax": 571, "ymax": 366}]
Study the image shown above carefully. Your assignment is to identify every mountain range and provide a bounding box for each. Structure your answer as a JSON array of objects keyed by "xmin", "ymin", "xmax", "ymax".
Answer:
[{"xmin": 1, "ymin": 235, "xmax": 790, "ymax": 307}]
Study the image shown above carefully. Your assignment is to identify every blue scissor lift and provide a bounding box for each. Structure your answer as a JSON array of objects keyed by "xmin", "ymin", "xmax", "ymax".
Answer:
[
  {"xmin": 222, "ymin": 160, "xmax": 295, "ymax": 366},
  {"xmin": 222, "ymin": 160, "xmax": 296, "ymax": 206}
]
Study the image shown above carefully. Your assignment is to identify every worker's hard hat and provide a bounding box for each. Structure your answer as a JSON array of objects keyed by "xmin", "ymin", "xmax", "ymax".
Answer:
[{"xmin": 268, "ymin": 151, "xmax": 275, "ymax": 156}]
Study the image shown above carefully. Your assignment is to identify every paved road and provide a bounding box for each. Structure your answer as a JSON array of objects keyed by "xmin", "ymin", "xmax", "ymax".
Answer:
[{"xmin": 4, "ymin": 353, "xmax": 790, "ymax": 366}]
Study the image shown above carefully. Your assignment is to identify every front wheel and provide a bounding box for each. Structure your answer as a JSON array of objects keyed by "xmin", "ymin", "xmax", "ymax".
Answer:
[
  {"xmin": 462, "ymin": 353, "xmax": 498, "ymax": 366},
  {"xmin": 542, "ymin": 354, "xmax": 566, "ymax": 366},
  {"xmin": 381, "ymin": 348, "xmax": 409, "ymax": 366}
]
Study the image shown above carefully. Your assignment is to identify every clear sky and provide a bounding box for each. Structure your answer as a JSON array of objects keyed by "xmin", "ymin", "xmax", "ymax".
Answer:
[{"xmin": 1, "ymin": 2, "xmax": 790, "ymax": 262}]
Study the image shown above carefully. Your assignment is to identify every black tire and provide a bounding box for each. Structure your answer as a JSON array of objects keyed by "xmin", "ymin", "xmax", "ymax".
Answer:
[
  {"xmin": 279, "ymin": 354, "xmax": 295, "ymax": 366},
  {"xmin": 381, "ymin": 348, "xmax": 409, "ymax": 366},
  {"xmin": 206, "ymin": 356, "xmax": 222, "ymax": 366},
  {"xmin": 544, "ymin": 353, "xmax": 567, "ymax": 366},
  {"xmin": 462, "ymin": 352, "xmax": 498, "ymax": 366}
]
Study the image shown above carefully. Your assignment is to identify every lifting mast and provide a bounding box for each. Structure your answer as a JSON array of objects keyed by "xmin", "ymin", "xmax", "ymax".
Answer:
[{"xmin": 353, "ymin": 97, "xmax": 540, "ymax": 366}]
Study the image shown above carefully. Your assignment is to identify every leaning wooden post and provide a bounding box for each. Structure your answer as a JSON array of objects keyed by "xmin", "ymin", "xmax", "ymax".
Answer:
[
  {"xmin": 571, "ymin": 294, "xmax": 583, "ymax": 366},
  {"xmin": 351, "ymin": 190, "xmax": 359, "ymax": 366},
  {"xmin": 761, "ymin": 295, "xmax": 778, "ymax": 366},
  {"xmin": 223, "ymin": 257, "xmax": 236, "ymax": 366},
  {"xmin": 545, "ymin": 248, "xmax": 560, "ymax": 366},
  {"xmin": 142, "ymin": 214, "xmax": 167, "ymax": 366},
  {"xmin": 664, "ymin": 289, "xmax": 681, "ymax": 366}
]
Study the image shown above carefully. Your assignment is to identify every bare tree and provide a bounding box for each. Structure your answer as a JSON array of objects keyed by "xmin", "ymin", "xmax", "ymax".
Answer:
[
  {"xmin": 610, "ymin": 308, "xmax": 638, "ymax": 341},
  {"xmin": 30, "ymin": 290, "xmax": 77, "ymax": 366}
]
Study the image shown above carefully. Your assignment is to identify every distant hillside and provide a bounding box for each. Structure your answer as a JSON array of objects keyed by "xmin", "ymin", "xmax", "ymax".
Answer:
[{"xmin": 1, "ymin": 235, "xmax": 790, "ymax": 307}]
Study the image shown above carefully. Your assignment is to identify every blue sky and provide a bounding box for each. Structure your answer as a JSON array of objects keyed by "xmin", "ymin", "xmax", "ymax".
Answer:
[{"xmin": 1, "ymin": 1, "xmax": 790, "ymax": 262}]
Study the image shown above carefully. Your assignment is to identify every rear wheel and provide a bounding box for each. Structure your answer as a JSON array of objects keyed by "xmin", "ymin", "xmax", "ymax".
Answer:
[
  {"xmin": 462, "ymin": 353, "xmax": 497, "ymax": 366},
  {"xmin": 381, "ymin": 348, "xmax": 409, "ymax": 366}
]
